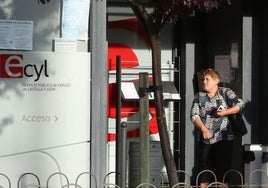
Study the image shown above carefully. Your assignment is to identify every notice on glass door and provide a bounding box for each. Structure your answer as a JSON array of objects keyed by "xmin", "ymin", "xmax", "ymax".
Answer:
[
  {"xmin": 0, "ymin": 20, "xmax": 33, "ymax": 50},
  {"xmin": 214, "ymin": 55, "xmax": 234, "ymax": 83},
  {"xmin": 61, "ymin": 0, "xmax": 90, "ymax": 40}
]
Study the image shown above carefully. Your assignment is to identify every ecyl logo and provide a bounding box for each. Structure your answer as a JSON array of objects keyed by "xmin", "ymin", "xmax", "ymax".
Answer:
[{"xmin": 0, "ymin": 54, "xmax": 49, "ymax": 81}]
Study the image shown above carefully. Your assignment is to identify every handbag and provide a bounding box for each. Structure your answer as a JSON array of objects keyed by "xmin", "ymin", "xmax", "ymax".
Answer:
[{"xmin": 229, "ymin": 112, "xmax": 248, "ymax": 137}]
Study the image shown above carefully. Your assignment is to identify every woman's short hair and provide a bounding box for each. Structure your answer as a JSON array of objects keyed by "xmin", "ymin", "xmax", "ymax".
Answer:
[{"xmin": 203, "ymin": 68, "xmax": 221, "ymax": 81}]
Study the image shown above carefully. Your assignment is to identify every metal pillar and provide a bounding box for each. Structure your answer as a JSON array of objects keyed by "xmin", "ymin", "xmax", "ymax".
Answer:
[
  {"xmin": 116, "ymin": 55, "xmax": 122, "ymax": 187},
  {"xmin": 90, "ymin": 0, "xmax": 107, "ymax": 187},
  {"xmin": 120, "ymin": 122, "xmax": 127, "ymax": 188}
]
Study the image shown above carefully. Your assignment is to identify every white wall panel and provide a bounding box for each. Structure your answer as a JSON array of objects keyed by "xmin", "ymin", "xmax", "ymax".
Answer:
[{"xmin": 0, "ymin": 52, "xmax": 91, "ymax": 187}]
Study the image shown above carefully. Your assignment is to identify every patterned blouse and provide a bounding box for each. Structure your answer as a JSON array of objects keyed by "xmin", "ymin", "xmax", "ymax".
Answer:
[{"xmin": 190, "ymin": 87, "xmax": 245, "ymax": 144}]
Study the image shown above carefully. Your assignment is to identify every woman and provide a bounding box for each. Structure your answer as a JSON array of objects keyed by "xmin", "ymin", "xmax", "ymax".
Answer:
[{"xmin": 190, "ymin": 68, "xmax": 245, "ymax": 188}]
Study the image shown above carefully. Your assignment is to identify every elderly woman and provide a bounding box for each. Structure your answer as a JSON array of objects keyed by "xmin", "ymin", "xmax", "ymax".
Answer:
[{"xmin": 190, "ymin": 68, "xmax": 245, "ymax": 188}]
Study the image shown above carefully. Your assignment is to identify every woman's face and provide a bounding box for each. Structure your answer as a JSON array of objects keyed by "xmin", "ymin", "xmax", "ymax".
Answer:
[{"xmin": 203, "ymin": 74, "xmax": 219, "ymax": 92}]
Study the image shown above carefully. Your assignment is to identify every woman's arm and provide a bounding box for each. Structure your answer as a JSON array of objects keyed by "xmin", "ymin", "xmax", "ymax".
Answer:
[{"xmin": 217, "ymin": 104, "xmax": 240, "ymax": 117}]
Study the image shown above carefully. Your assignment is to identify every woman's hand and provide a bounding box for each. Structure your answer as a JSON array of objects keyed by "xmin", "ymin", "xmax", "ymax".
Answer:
[
  {"xmin": 201, "ymin": 126, "xmax": 212, "ymax": 139},
  {"xmin": 193, "ymin": 118, "xmax": 213, "ymax": 139},
  {"xmin": 216, "ymin": 109, "xmax": 226, "ymax": 117}
]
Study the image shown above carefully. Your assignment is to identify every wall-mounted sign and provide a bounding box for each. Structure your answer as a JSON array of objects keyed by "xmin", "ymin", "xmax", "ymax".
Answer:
[{"xmin": 0, "ymin": 52, "xmax": 90, "ymax": 156}]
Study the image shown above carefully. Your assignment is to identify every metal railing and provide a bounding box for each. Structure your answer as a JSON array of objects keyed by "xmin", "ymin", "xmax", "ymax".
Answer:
[{"xmin": 0, "ymin": 168, "xmax": 268, "ymax": 188}]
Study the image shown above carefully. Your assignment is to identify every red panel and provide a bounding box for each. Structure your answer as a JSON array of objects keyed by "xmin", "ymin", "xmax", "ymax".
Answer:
[{"xmin": 108, "ymin": 43, "xmax": 139, "ymax": 70}]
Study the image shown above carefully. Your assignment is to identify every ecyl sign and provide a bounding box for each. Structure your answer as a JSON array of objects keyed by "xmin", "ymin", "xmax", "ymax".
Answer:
[
  {"xmin": 0, "ymin": 52, "xmax": 91, "ymax": 156},
  {"xmin": 0, "ymin": 54, "xmax": 49, "ymax": 81}
]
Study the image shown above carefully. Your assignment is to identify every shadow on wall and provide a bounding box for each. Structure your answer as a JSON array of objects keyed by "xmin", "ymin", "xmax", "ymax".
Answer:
[
  {"xmin": 0, "ymin": 81, "xmax": 22, "ymax": 135},
  {"xmin": 0, "ymin": 0, "xmax": 61, "ymax": 132}
]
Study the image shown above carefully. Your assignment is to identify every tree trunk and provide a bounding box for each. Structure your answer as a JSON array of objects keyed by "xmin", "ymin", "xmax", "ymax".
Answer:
[
  {"xmin": 151, "ymin": 34, "xmax": 179, "ymax": 187},
  {"xmin": 127, "ymin": 0, "xmax": 179, "ymax": 186}
]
